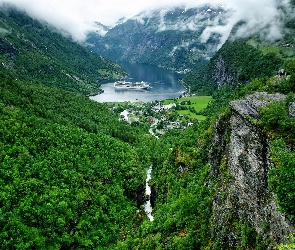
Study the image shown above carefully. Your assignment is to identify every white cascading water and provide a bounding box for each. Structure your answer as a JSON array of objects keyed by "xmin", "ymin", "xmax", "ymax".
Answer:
[{"xmin": 144, "ymin": 165, "xmax": 154, "ymax": 221}]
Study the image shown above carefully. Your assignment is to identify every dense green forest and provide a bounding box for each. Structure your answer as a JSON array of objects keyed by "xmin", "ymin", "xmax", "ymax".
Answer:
[
  {"xmin": 0, "ymin": 7, "xmax": 153, "ymax": 248},
  {"xmin": 182, "ymin": 38, "xmax": 286, "ymax": 94},
  {"xmin": 1, "ymin": 3, "xmax": 295, "ymax": 250},
  {"xmin": 0, "ymin": 74, "xmax": 159, "ymax": 249},
  {"xmin": 117, "ymin": 61, "xmax": 295, "ymax": 250},
  {"xmin": 0, "ymin": 6, "xmax": 126, "ymax": 95},
  {"xmin": 2, "ymin": 66, "xmax": 295, "ymax": 249}
]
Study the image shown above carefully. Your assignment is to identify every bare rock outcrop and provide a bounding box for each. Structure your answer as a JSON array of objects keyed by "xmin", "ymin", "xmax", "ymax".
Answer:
[
  {"xmin": 289, "ymin": 102, "xmax": 295, "ymax": 117},
  {"xmin": 209, "ymin": 92, "xmax": 294, "ymax": 249}
]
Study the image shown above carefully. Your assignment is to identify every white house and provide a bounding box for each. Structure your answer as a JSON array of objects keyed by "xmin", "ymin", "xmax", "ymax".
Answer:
[{"xmin": 120, "ymin": 110, "xmax": 129, "ymax": 122}]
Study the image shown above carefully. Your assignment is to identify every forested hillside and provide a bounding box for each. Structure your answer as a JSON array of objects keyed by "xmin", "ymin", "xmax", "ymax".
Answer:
[
  {"xmin": 0, "ymin": 5, "xmax": 126, "ymax": 95},
  {"xmin": 116, "ymin": 61, "xmax": 295, "ymax": 250},
  {"xmin": 182, "ymin": 38, "xmax": 285, "ymax": 94},
  {"xmin": 183, "ymin": 10, "xmax": 295, "ymax": 95},
  {"xmin": 2, "ymin": 60, "xmax": 295, "ymax": 249},
  {"xmin": 0, "ymin": 74, "xmax": 160, "ymax": 249},
  {"xmin": 1, "ymin": 2, "xmax": 295, "ymax": 249}
]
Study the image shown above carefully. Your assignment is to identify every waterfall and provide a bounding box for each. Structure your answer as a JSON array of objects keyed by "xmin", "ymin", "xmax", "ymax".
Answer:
[{"xmin": 144, "ymin": 165, "xmax": 154, "ymax": 221}]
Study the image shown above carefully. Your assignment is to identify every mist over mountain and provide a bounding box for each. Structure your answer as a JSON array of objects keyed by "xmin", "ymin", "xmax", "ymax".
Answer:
[
  {"xmin": 182, "ymin": 0, "xmax": 295, "ymax": 94},
  {"xmin": 86, "ymin": 2, "xmax": 294, "ymax": 71},
  {"xmin": 1, "ymin": 1, "xmax": 295, "ymax": 250},
  {"xmin": 0, "ymin": 5, "xmax": 126, "ymax": 95},
  {"xmin": 86, "ymin": 5, "xmax": 228, "ymax": 71},
  {"xmin": 1, "ymin": 0, "xmax": 293, "ymax": 43}
]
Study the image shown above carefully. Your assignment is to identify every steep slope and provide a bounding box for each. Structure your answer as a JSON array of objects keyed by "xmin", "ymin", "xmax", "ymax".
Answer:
[
  {"xmin": 210, "ymin": 92, "xmax": 295, "ymax": 249},
  {"xmin": 182, "ymin": 38, "xmax": 286, "ymax": 94},
  {"xmin": 183, "ymin": 4, "xmax": 295, "ymax": 95},
  {"xmin": 116, "ymin": 72, "xmax": 295, "ymax": 249},
  {"xmin": 0, "ymin": 75, "xmax": 155, "ymax": 249},
  {"xmin": 0, "ymin": 5, "xmax": 126, "ymax": 95},
  {"xmin": 86, "ymin": 5, "xmax": 227, "ymax": 71}
]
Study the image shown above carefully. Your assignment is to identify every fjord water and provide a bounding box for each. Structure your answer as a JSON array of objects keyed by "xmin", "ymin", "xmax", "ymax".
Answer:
[{"xmin": 90, "ymin": 63, "xmax": 186, "ymax": 102}]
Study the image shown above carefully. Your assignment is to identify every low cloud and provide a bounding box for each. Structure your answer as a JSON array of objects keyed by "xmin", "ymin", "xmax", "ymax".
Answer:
[
  {"xmin": 0, "ymin": 0, "xmax": 293, "ymax": 43},
  {"xmin": 201, "ymin": 0, "xmax": 294, "ymax": 48}
]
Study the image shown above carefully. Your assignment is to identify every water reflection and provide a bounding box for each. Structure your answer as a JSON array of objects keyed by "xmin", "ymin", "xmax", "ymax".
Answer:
[{"xmin": 90, "ymin": 63, "xmax": 186, "ymax": 103}]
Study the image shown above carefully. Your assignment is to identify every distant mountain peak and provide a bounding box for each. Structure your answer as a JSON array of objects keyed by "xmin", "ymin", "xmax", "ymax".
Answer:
[
  {"xmin": 87, "ymin": 5, "xmax": 228, "ymax": 71},
  {"xmin": 93, "ymin": 21, "xmax": 110, "ymax": 36}
]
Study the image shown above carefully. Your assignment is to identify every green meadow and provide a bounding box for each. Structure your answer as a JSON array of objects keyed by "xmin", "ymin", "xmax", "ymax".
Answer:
[
  {"xmin": 177, "ymin": 110, "xmax": 208, "ymax": 120},
  {"xmin": 164, "ymin": 96, "xmax": 212, "ymax": 120},
  {"xmin": 106, "ymin": 96, "xmax": 212, "ymax": 121}
]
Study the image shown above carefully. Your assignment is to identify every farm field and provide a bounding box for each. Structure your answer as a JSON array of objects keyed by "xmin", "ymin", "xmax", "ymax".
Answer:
[
  {"xmin": 180, "ymin": 96, "xmax": 212, "ymax": 110},
  {"xmin": 177, "ymin": 110, "xmax": 207, "ymax": 120},
  {"xmin": 163, "ymin": 96, "xmax": 212, "ymax": 109},
  {"xmin": 164, "ymin": 96, "xmax": 212, "ymax": 120}
]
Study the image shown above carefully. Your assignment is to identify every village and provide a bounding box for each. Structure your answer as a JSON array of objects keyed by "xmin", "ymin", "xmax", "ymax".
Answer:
[{"xmin": 109, "ymin": 95, "xmax": 212, "ymax": 137}]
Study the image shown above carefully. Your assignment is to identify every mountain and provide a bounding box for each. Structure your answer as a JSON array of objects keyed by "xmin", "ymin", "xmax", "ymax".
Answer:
[
  {"xmin": 1, "ymin": 2, "xmax": 295, "ymax": 250},
  {"xmin": 86, "ymin": 2, "xmax": 295, "ymax": 95},
  {"xmin": 86, "ymin": 5, "xmax": 227, "ymax": 71},
  {"xmin": 0, "ymin": 5, "xmax": 126, "ymax": 95},
  {"xmin": 182, "ymin": 38, "xmax": 286, "ymax": 94},
  {"xmin": 92, "ymin": 21, "xmax": 110, "ymax": 36},
  {"xmin": 182, "ymin": 4, "xmax": 295, "ymax": 95},
  {"xmin": 0, "ymin": 74, "xmax": 156, "ymax": 249}
]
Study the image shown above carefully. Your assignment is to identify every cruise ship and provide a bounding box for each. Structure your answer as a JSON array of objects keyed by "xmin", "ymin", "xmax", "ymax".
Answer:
[{"xmin": 114, "ymin": 80, "xmax": 150, "ymax": 90}]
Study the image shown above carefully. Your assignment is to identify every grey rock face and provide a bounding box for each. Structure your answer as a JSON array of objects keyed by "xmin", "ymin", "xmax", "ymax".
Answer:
[
  {"xmin": 212, "ymin": 55, "xmax": 237, "ymax": 88},
  {"xmin": 289, "ymin": 102, "xmax": 295, "ymax": 118},
  {"xmin": 230, "ymin": 92, "xmax": 286, "ymax": 119},
  {"xmin": 210, "ymin": 92, "xmax": 294, "ymax": 249}
]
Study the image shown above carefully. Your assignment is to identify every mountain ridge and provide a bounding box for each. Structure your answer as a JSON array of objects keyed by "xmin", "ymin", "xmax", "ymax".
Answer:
[
  {"xmin": 86, "ymin": 5, "xmax": 228, "ymax": 71},
  {"xmin": 0, "ymin": 5, "xmax": 127, "ymax": 95},
  {"xmin": 0, "ymin": 3, "xmax": 295, "ymax": 249}
]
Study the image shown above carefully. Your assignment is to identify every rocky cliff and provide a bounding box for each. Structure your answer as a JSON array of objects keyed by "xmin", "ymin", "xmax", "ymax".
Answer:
[{"xmin": 209, "ymin": 92, "xmax": 294, "ymax": 249}]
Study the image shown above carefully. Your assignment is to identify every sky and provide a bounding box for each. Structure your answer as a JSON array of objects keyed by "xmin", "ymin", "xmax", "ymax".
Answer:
[{"xmin": 0, "ymin": 0, "xmax": 293, "ymax": 42}]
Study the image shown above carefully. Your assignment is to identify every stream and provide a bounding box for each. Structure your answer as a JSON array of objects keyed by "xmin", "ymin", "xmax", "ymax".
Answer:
[
  {"xmin": 144, "ymin": 165, "xmax": 154, "ymax": 221},
  {"xmin": 143, "ymin": 118, "xmax": 161, "ymax": 221}
]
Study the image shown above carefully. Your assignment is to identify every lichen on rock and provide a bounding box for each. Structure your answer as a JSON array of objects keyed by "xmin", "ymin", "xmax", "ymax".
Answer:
[{"xmin": 209, "ymin": 92, "xmax": 294, "ymax": 249}]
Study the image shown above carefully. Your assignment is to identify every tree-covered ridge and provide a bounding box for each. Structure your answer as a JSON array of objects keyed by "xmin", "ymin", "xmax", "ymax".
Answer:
[
  {"xmin": 183, "ymin": 6, "xmax": 295, "ymax": 96},
  {"xmin": 182, "ymin": 38, "xmax": 285, "ymax": 94},
  {"xmin": 115, "ymin": 62, "xmax": 295, "ymax": 249},
  {"xmin": 0, "ymin": 75, "xmax": 158, "ymax": 249},
  {"xmin": 0, "ymin": 5, "xmax": 126, "ymax": 95},
  {"xmin": 1, "ymin": 55, "xmax": 295, "ymax": 250},
  {"xmin": 2, "ymin": 67, "xmax": 295, "ymax": 249}
]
